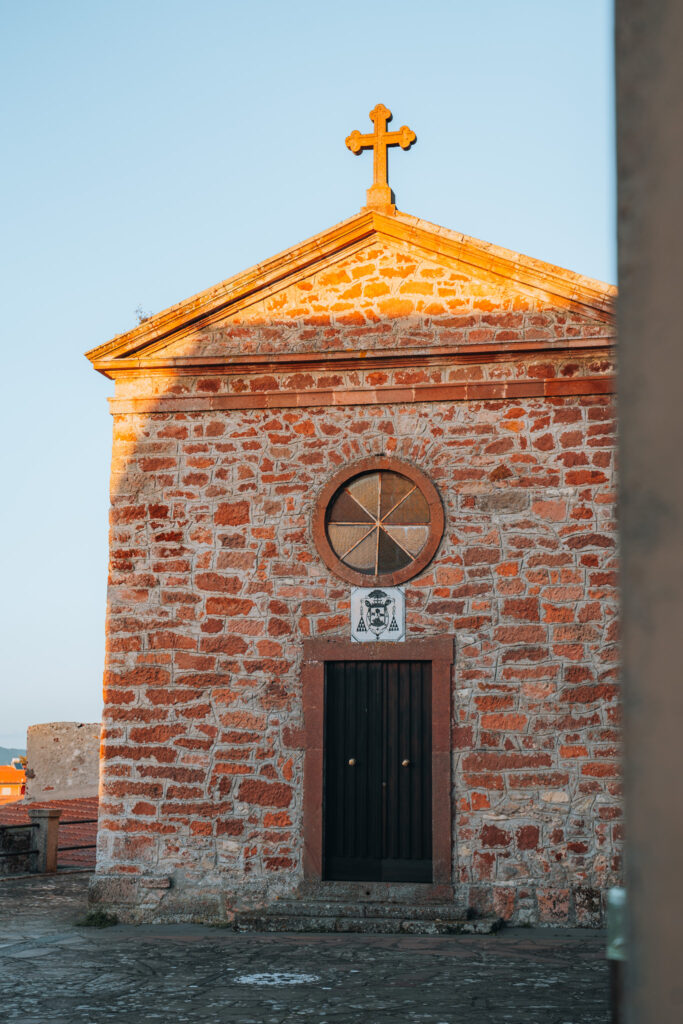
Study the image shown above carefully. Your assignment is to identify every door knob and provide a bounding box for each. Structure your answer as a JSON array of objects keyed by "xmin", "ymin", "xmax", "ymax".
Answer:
[
  {"xmin": 348, "ymin": 758, "xmax": 356, "ymax": 766},
  {"xmin": 401, "ymin": 759, "xmax": 411, "ymax": 768}
]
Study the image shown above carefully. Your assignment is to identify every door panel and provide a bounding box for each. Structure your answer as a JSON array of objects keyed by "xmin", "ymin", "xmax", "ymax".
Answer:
[{"xmin": 324, "ymin": 660, "xmax": 432, "ymax": 882}]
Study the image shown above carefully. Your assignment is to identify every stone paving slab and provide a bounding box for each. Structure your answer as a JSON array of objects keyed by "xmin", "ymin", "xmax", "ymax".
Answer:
[{"xmin": 0, "ymin": 874, "xmax": 610, "ymax": 1024}]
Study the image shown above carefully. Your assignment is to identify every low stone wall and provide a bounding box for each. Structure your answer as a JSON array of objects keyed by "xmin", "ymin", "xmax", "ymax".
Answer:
[
  {"xmin": 25, "ymin": 723, "xmax": 100, "ymax": 802},
  {"xmin": 0, "ymin": 823, "xmax": 34, "ymax": 875}
]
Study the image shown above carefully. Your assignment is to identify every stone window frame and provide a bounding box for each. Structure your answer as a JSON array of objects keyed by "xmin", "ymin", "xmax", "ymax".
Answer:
[
  {"xmin": 301, "ymin": 635, "xmax": 455, "ymax": 890},
  {"xmin": 312, "ymin": 456, "xmax": 445, "ymax": 587}
]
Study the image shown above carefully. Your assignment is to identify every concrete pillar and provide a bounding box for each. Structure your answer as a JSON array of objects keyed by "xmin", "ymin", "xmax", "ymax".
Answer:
[
  {"xmin": 27, "ymin": 808, "xmax": 62, "ymax": 873},
  {"xmin": 616, "ymin": 4, "xmax": 683, "ymax": 1022}
]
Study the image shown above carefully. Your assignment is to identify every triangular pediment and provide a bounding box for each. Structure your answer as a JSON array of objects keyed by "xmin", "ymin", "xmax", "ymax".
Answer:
[{"xmin": 86, "ymin": 210, "xmax": 616, "ymax": 377}]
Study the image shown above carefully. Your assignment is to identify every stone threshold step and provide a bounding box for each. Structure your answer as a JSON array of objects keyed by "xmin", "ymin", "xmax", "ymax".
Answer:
[
  {"xmin": 231, "ymin": 914, "xmax": 502, "ymax": 935},
  {"xmin": 266, "ymin": 900, "xmax": 473, "ymax": 921}
]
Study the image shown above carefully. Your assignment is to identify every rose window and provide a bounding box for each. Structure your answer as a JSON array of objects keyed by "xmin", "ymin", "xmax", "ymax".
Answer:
[{"xmin": 313, "ymin": 459, "xmax": 444, "ymax": 587}]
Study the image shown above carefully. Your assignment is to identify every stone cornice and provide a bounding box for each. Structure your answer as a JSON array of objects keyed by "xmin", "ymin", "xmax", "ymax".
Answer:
[
  {"xmin": 86, "ymin": 209, "xmax": 617, "ymax": 375},
  {"xmin": 97, "ymin": 337, "xmax": 613, "ymax": 381},
  {"xmin": 108, "ymin": 374, "xmax": 615, "ymax": 415}
]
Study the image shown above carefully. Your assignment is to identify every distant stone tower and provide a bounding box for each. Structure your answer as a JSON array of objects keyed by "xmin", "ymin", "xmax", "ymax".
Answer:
[{"xmin": 25, "ymin": 722, "xmax": 100, "ymax": 802}]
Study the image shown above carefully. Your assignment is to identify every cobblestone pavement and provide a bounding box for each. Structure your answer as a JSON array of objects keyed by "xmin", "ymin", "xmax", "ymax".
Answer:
[{"xmin": 0, "ymin": 874, "xmax": 610, "ymax": 1024}]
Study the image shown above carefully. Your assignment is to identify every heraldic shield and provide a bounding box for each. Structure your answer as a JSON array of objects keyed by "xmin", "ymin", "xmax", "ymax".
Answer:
[{"xmin": 350, "ymin": 587, "xmax": 405, "ymax": 642}]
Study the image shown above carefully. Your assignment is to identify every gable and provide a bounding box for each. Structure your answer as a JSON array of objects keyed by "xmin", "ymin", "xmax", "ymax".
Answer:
[
  {"xmin": 86, "ymin": 211, "xmax": 616, "ymax": 378},
  {"xmin": 144, "ymin": 238, "xmax": 613, "ymax": 362}
]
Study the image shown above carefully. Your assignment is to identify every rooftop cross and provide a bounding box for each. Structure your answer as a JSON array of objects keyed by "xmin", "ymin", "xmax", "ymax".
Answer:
[{"xmin": 346, "ymin": 104, "xmax": 416, "ymax": 215}]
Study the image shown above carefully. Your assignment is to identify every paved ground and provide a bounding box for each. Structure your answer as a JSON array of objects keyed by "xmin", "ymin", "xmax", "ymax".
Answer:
[{"xmin": 0, "ymin": 873, "xmax": 610, "ymax": 1024}]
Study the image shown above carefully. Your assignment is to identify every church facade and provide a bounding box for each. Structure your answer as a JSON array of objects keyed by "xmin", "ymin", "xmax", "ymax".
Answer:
[{"xmin": 86, "ymin": 133, "xmax": 619, "ymax": 926}]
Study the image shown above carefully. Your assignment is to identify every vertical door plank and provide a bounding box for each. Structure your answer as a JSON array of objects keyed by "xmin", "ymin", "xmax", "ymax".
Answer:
[
  {"xmin": 368, "ymin": 660, "xmax": 383, "ymax": 867},
  {"xmin": 409, "ymin": 660, "xmax": 422, "ymax": 862},
  {"xmin": 422, "ymin": 662, "xmax": 433, "ymax": 860},
  {"xmin": 343, "ymin": 661, "xmax": 356, "ymax": 860},
  {"xmin": 398, "ymin": 660, "xmax": 411, "ymax": 862}
]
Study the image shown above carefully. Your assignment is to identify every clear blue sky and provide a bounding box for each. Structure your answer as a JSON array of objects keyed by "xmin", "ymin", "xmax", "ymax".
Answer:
[{"xmin": 0, "ymin": 0, "xmax": 614, "ymax": 749}]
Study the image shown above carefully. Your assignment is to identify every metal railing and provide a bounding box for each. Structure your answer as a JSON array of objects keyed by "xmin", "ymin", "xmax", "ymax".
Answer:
[
  {"xmin": 57, "ymin": 818, "xmax": 98, "ymax": 854},
  {"xmin": 1, "ymin": 809, "xmax": 62, "ymax": 873},
  {"xmin": 0, "ymin": 812, "xmax": 98, "ymax": 873}
]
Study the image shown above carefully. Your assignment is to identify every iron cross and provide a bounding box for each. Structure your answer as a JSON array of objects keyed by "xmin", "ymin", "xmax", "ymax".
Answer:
[{"xmin": 346, "ymin": 104, "xmax": 416, "ymax": 214}]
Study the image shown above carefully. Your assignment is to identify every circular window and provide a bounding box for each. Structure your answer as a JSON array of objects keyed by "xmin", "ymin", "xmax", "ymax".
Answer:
[{"xmin": 313, "ymin": 458, "xmax": 444, "ymax": 586}]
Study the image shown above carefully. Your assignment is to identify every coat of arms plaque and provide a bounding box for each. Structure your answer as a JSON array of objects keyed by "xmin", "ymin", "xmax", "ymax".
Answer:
[{"xmin": 350, "ymin": 586, "xmax": 405, "ymax": 642}]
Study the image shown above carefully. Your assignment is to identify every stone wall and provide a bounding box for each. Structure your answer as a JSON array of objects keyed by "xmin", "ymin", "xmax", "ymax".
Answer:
[
  {"xmin": 96, "ymin": 386, "xmax": 620, "ymax": 925},
  {"xmin": 25, "ymin": 722, "xmax": 100, "ymax": 802}
]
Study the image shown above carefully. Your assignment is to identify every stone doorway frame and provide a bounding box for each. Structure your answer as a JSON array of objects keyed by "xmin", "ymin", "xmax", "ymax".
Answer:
[{"xmin": 301, "ymin": 635, "xmax": 454, "ymax": 887}]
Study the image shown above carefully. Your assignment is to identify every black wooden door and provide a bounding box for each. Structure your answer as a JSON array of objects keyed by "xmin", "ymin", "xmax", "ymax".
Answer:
[{"xmin": 323, "ymin": 660, "xmax": 432, "ymax": 883}]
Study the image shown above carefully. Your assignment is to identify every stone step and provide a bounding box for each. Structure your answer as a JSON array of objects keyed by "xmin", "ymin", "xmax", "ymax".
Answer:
[
  {"xmin": 231, "ymin": 912, "xmax": 501, "ymax": 935},
  {"xmin": 265, "ymin": 900, "xmax": 472, "ymax": 921}
]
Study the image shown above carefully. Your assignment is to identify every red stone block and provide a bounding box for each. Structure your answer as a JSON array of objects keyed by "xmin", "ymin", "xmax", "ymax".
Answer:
[
  {"xmin": 531, "ymin": 500, "xmax": 567, "ymax": 521},
  {"xmin": 538, "ymin": 889, "xmax": 570, "ymax": 924},
  {"xmin": 565, "ymin": 469, "xmax": 608, "ymax": 485},
  {"xmin": 516, "ymin": 825, "xmax": 540, "ymax": 850},
  {"xmin": 175, "ymin": 737, "xmax": 213, "ymax": 751},
  {"xmin": 473, "ymin": 851, "xmax": 496, "ymax": 879},
  {"xmin": 104, "ymin": 688, "xmax": 136, "ymax": 705},
  {"xmin": 565, "ymin": 532, "xmax": 615, "ymax": 550},
  {"xmin": 480, "ymin": 824, "xmax": 511, "ymax": 847},
  {"xmin": 464, "ymin": 752, "xmax": 552, "ymax": 771},
  {"xmin": 481, "ymin": 713, "xmax": 528, "ymax": 731},
  {"xmin": 264, "ymin": 811, "xmax": 292, "ymax": 827},
  {"xmin": 509, "ymin": 772, "xmax": 569, "ymax": 788},
  {"xmin": 475, "ymin": 695, "xmax": 515, "ymax": 711},
  {"xmin": 104, "ymin": 781, "xmax": 163, "ymax": 799},
  {"xmin": 195, "ymin": 573, "xmax": 242, "ymax": 593},
  {"xmin": 146, "ymin": 688, "xmax": 203, "ymax": 706},
  {"xmin": 501, "ymin": 598, "xmax": 540, "ymax": 621},
  {"xmin": 560, "ymin": 745, "xmax": 589, "ymax": 758},
  {"xmin": 463, "ymin": 772, "xmax": 505, "ymax": 791},
  {"xmin": 581, "ymin": 761, "xmax": 621, "ymax": 777},
  {"xmin": 493, "ymin": 888, "xmax": 516, "ymax": 920},
  {"xmin": 129, "ymin": 725, "xmax": 184, "ymax": 744},
  {"xmin": 463, "ymin": 547, "xmax": 500, "ymax": 565},
  {"xmin": 561, "ymin": 684, "xmax": 618, "ymax": 704},
  {"xmin": 237, "ymin": 779, "xmax": 293, "ymax": 808},
  {"xmin": 104, "ymin": 743, "xmax": 177, "ymax": 764},
  {"xmin": 501, "ymin": 646, "xmax": 548, "ymax": 663}
]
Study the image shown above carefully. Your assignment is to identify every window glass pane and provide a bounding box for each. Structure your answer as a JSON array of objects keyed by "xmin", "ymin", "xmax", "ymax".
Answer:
[
  {"xmin": 377, "ymin": 529, "xmax": 412, "ymax": 572},
  {"xmin": 382, "ymin": 525, "xmax": 429, "ymax": 557},
  {"xmin": 379, "ymin": 473, "xmax": 414, "ymax": 519},
  {"xmin": 342, "ymin": 529, "xmax": 378, "ymax": 572},
  {"xmin": 382, "ymin": 486, "xmax": 430, "ymax": 524},
  {"xmin": 327, "ymin": 524, "xmax": 374, "ymax": 558},
  {"xmin": 328, "ymin": 489, "xmax": 374, "ymax": 524},
  {"xmin": 346, "ymin": 472, "xmax": 380, "ymax": 519}
]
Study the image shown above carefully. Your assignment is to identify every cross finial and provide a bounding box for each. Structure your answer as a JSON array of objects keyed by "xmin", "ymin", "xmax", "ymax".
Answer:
[{"xmin": 346, "ymin": 104, "xmax": 416, "ymax": 215}]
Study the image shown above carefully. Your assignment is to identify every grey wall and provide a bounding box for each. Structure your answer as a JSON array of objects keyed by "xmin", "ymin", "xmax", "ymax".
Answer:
[
  {"xmin": 25, "ymin": 722, "xmax": 100, "ymax": 802},
  {"xmin": 616, "ymin": 4, "xmax": 683, "ymax": 1021}
]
